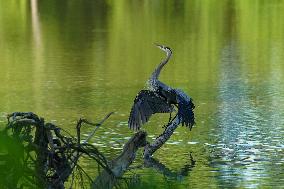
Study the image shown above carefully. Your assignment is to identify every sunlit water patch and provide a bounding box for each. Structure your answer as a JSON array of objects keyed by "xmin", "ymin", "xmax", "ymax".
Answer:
[{"xmin": 213, "ymin": 42, "xmax": 284, "ymax": 188}]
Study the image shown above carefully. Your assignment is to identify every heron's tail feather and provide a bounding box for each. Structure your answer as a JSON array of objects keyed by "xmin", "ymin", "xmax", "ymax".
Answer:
[{"xmin": 177, "ymin": 98, "xmax": 195, "ymax": 130}]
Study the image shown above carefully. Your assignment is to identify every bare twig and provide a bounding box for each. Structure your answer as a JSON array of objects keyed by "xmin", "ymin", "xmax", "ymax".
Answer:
[{"xmin": 83, "ymin": 112, "xmax": 114, "ymax": 143}]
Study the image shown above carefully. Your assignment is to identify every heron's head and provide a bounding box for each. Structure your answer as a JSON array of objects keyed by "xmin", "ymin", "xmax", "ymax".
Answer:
[{"xmin": 155, "ymin": 43, "xmax": 172, "ymax": 55}]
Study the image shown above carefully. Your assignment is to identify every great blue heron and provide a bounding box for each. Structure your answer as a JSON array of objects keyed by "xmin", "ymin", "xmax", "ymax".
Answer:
[{"xmin": 128, "ymin": 44, "xmax": 195, "ymax": 131}]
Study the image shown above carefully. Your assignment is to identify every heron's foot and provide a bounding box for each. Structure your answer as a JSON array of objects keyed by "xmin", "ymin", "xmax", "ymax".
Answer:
[
  {"xmin": 162, "ymin": 122, "xmax": 171, "ymax": 130},
  {"xmin": 168, "ymin": 113, "xmax": 172, "ymax": 123}
]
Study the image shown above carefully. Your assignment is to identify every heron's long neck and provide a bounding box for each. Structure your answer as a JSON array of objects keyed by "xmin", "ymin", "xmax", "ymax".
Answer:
[{"xmin": 150, "ymin": 52, "xmax": 172, "ymax": 81}]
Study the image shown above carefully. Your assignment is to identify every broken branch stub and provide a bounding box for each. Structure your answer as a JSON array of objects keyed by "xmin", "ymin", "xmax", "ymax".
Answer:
[{"xmin": 92, "ymin": 131, "xmax": 147, "ymax": 189}]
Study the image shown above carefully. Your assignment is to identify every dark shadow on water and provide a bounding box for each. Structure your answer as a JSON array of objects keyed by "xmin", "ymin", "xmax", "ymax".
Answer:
[
  {"xmin": 119, "ymin": 153, "xmax": 196, "ymax": 189},
  {"xmin": 144, "ymin": 153, "xmax": 196, "ymax": 181}
]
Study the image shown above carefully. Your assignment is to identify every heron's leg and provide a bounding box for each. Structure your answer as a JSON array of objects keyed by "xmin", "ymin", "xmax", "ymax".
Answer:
[
  {"xmin": 168, "ymin": 104, "xmax": 178, "ymax": 124},
  {"xmin": 162, "ymin": 112, "xmax": 172, "ymax": 129}
]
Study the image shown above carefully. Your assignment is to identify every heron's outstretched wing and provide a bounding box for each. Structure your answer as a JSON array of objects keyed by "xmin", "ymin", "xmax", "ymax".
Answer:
[
  {"xmin": 128, "ymin": 90, "xmax": 173, "ymax": 131},
  {"xmin": 175, "ymin": 89, "xmax": 195, "ymax": 130}
]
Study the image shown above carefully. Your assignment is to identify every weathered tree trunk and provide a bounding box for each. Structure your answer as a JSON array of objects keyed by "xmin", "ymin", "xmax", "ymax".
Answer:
[
  {"xmin": 143, "ymin": 116, "xmax": 180, "ymax": 159},
  {"xmin": 92, "ymin": 131, "xmax": 147, "ymax": 189}
]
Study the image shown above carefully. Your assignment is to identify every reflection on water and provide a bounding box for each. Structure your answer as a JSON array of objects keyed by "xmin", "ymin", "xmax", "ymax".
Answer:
[
  {"xmin": 1, "ymin": 0, "xmax": 284, "ymax": 188},
  {"xmin": 215, "ymin": 41, "xmax": 284, "ymax": 188}
]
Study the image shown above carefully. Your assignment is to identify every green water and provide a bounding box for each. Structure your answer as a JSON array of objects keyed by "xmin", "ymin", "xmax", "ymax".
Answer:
[{"xmin": 1, "ymin": 0, "xmax": 284, "ymax": 188}]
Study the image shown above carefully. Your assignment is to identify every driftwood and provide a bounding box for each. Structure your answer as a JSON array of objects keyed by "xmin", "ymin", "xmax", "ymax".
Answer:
[
  {"xmin": 92, "ymin": 131, "xmax": 147, "ymax": 189},
  {"xmin": 2, "ymin": 111, "xmax": 191, "ymax": 189}
]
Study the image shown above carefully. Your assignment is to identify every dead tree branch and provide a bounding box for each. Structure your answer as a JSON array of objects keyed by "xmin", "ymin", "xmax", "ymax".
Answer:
[
  {"xmin": 91, "ymin": 131, "xmax": 147, "ymax": 189},
  {"xmin": 3, "ymin": 110, "xmax": 190, "ymax": 189},
  {"xmin": 143, "ymin": 115, "xmax": 181, "ymax": 159}
]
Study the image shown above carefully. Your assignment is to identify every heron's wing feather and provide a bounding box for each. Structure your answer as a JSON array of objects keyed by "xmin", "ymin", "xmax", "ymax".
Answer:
[
  {"xmin": 175, "ymin": 89, "xmax": 195, "ymax": 130},
  {"xmin": 128, "ymin": 90, "xmax": 173, "ymax": 131}
]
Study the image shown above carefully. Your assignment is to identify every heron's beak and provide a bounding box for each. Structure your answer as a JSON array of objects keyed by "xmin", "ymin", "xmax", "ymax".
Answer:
[{"xmin": 154, "ymin": 43, "xmax": 163, "ymax": 49}]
